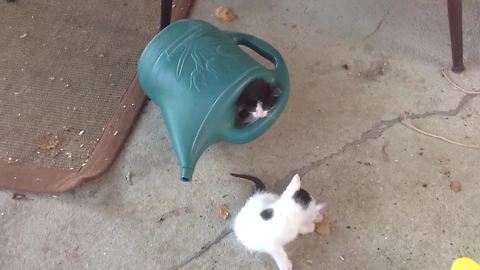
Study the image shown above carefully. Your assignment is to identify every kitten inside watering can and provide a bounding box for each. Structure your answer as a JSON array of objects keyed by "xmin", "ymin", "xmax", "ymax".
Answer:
[{"xmin": 235, "ymin": 79, "xmax": 280, "ymax": 126}]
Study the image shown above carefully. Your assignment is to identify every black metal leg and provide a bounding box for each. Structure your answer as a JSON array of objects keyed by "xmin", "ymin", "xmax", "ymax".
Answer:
[
  {"xmin": 160, "ymin": 0, "xmax": 173, "ymax": 31},
  {"xmin": 447, "ymin": 0, "xmax": 465, "ymax": 73}
]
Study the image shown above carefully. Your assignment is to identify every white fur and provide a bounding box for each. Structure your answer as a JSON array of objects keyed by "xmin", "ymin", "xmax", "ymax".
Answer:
[
  {"xmin": 234, "ymin": 174, "xmax": 325, "ymax": 270},
  {"xmin": 253, "ymin": 102, "xmax": 269, "ymax": 118}
]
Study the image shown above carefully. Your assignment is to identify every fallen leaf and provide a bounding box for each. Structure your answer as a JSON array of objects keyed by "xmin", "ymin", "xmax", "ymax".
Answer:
[
  {"xmin": 450, "ymin": 180, "xmax": 462, "ymax": 192},
  {"xmin": 219, "ymin": 206, "xmax": 230, "ymax": 220},
  {"xmin": 314, "ymin": 215, "xmax": 330, "ymax": 236},
  {"xmin": 214, "ymin": 6, "xmax": 237, "ymax": 21},
  {"xmin": 38, "ymin": 134, "xmax": 62, "ymax": 156},
  {"xmin": 12, "ymin": 193, "xmax": 26, "ymax": 200}
]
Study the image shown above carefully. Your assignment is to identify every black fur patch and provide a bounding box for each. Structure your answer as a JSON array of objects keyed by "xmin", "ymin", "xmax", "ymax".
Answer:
[
  {"xmin": 260, "ymin": 208, "xmax": 274, "ymax": 220},
  {"xmin": 292, "ymin": 188, "xmax": 312, "ymax": 209}
]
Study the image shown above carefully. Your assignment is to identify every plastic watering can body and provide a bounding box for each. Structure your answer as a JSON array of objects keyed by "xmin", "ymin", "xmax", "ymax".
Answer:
[{"xmin": 137, "ymin": 19, "xmax": 289, "ymax": 181}]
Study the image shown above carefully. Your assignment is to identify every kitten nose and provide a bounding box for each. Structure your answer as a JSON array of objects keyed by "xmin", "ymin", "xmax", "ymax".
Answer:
[{"xmin": 256, "ymin": 107, "xmax": 266, "ymax": 118}]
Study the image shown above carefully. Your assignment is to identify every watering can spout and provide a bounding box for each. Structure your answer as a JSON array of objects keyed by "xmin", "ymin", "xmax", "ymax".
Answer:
[{"xmin": 180, "ymin": 167, "xmax": 193, "ymax": 181}]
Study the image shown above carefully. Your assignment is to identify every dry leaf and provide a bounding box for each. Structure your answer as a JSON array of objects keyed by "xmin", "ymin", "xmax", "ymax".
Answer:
[
  {"xmin": 450, "ymin": 180, "xmax": 462, "ymax": 192},
  {"xmin": 214, "ymin": 6, "xmax": 237, "ymax": 21},
  {"xmin": 38, "ymin": 134, "xmax": 62, "ymax": 156},
  {"xmin": 219, "ymin": 206, "xmax": 230, "ymax": 220},
  {"xmin": 314, "ymin": 215, "xmax": 330, "ymax": 236}
]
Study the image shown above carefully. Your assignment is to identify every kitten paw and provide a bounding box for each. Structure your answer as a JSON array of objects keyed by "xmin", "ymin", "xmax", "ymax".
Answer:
[
  {"xmin": 314, "ymin": 213, "xmax": 324, "ymax": 223},
  {"xmin": 278, "ymin": 260, "xmax": 293, "ymax": 270},
  {"xmin": 299, "ymin": 223, "xmax": 315, "ymax": 235}
]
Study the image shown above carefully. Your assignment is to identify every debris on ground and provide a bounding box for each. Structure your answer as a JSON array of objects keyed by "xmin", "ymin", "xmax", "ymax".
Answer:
[
  {"xmin": 19, "ymin": 33, "xmax": 27, "ymax": 39},
  {"xmin": 214, "ymin": 6, "xmax": 237, "ymax": 21},
  {"xmin": 341, "ymin": 64, "xmax": 349, "ymax": 70},
  {"xmin": 125, "ymin": 171, "xmax": 133, "ymax": 185},
  {"xmin": 38, "ymin": 134, "xmax": 62, "ymax": 157},
  {"xmin": 219, "ymin": 205, "xmax": 230, "ymax": 220},
  {"xmin": 158, "ymin": 207, "xmax": 191, "ymax": 223},
  {"xmin": 12, "ymin": 193, "xmax": 26, "ymax": 200},
  {"xmin": 449, "ymin": 180, "xmax": 462, "ymax": 193},
  {"xmin": 381, "ymin": 142, "xmax": 389, "ymax": 162},
  {"xmin": 314, "ymin": 215, "xmax": 330, "ymax": 236}
]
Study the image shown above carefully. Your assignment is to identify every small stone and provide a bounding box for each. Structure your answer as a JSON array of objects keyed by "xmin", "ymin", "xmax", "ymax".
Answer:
[
  {"xmin": 78, "ymin": 130, "xmax": 85, "ymax": 135},
  {"xmin": 20, "ymin": 33, "xmax": 28, "ymax": 39},
  {"xmin": 450, "ymin": 180, "xmax": 462, "ymax": 192},
  {"xmin": 49, "ymin": 77, "xmax": 55, "ymax": 81},
  {"xmin": 12, "ymin": 193, "xmax": 26, "ymax": 200}
]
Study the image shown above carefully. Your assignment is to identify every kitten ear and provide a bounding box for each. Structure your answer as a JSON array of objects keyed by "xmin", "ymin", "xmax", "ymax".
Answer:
[{"xmin": 282, "ymin": 174, "xmax": 301, "ymax": 197}]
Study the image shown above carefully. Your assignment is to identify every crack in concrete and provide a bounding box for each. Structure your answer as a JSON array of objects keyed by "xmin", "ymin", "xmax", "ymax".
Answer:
[
  {"xmin": 170, "ymin": 228, "xmax": 233, "ymax": 270},
  {"xmin": 275, "ymin": 94, "xmax": 477, "ymax": 191},
  {"xmin": 363, "ymin": 2, "xmax": 393, "ymax": 40}
]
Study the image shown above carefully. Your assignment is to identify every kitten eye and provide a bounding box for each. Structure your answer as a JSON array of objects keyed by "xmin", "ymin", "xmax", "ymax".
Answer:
[{"xmin": 260, "ymin": 208, "xmax": 274, "ymax": 220}]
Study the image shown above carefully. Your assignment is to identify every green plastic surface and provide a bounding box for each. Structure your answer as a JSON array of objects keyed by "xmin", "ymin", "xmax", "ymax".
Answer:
[{"xmin": 137, "ymin": 19, "xmax": 289, "ymax": 181}]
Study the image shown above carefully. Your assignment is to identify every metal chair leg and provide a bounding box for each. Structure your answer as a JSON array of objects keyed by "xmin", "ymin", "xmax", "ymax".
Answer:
[
  {"xmin": 160, "ymin": 0, "xmax": 173, "ymax": 31},
  {"xmin": 447, "ymin": 0, "xmax": 465, "ymax": 73}
]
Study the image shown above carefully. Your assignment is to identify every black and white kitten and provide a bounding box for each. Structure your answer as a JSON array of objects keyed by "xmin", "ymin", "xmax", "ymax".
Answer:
[
  {"xmin": 231, "ymin": 173, "xmax": 325, "ymax": 270},
  {"xmin": 235, "ymin": 79, "xmax": 280, "ymax": 126}
]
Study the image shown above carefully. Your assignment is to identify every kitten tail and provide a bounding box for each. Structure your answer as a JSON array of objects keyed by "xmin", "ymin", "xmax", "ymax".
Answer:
[{"xmin": 230, "ymin": 173, "xmax": 266, "ymax": 192}]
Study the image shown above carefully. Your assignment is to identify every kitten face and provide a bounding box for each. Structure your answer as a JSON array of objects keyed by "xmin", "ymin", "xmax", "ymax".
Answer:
[{"xmin": 235, "ymin": 79, "xmax": 280, "ymax": 125}]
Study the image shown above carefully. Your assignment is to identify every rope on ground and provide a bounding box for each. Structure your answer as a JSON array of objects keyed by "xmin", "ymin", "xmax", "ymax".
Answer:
[
  {"xmin": 401, "ymin": 112, "xmax": 480, "ymax": 149},
  {"xmin": 441, "ymin": 69, "xmax": 480, "ymax": 95}
]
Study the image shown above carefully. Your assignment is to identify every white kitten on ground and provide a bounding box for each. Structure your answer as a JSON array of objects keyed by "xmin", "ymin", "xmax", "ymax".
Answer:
[{"xmin": 231, "ymin": 173, "xmax": 325, "ymax": 270}]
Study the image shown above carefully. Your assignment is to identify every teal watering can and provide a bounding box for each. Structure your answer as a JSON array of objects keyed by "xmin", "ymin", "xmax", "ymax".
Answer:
[{"xmin": 137, "ymin": 19, "xmax": 289, "ymax": 181}]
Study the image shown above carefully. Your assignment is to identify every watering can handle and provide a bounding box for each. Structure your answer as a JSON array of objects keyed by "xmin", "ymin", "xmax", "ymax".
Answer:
[
  {"xmin": 223, "ymin": 32, "xmax": 289, "ymax": 144},
  {"xmin": 225, "ymin": 32, "xmax": 288, "ymax": 75}
]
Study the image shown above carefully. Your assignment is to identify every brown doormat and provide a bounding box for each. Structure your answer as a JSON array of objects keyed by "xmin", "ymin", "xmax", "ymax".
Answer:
[{"xmin": 0, "ymin": 0, "xmax": 194, "ymax": 193}]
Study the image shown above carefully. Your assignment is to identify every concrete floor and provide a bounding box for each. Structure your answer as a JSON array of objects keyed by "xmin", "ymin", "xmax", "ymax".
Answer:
[{"xmin": 2, "ymin": 0, "xmax": 480, "ymax": 269}]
